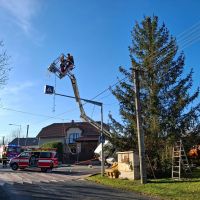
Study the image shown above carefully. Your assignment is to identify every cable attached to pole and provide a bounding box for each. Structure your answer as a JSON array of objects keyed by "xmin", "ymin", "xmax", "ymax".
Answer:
[{"xmin": 52, "ymin": 74, "xmax": 56, "ymax": 112}]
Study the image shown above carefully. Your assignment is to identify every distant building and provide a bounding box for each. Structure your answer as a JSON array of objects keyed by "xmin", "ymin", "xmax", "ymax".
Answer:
[
  {"xmin": 9, "ymin": 138, "xmax": 39, "ymax": 149},
  {"xmin": 36, "ymin": 121, "xmax": 105, "ymax": 163}
]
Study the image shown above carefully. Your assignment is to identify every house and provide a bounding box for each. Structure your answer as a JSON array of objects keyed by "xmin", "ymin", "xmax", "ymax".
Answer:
[
  {"xmin": 36, "ymin": 121, "xmax": 105, "ymax": 163},
  {"xmin": 9, "ymin": 138, "xmax": 39, "ymax": 149}
]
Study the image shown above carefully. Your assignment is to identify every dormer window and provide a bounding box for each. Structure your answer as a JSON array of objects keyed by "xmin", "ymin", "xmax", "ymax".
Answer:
[
  {"xmin": 68, "ymin": 132, "xmax": 81, "ymax": 144},
  {"xmin": 66, "ymin": 127, "xmax": 82, "ymax": 144}
]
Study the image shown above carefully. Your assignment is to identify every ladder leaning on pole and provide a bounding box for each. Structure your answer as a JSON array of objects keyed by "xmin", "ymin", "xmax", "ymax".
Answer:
[{"xmin": 172, "ymin": 139, "xmax": 192, "ymax": 180}]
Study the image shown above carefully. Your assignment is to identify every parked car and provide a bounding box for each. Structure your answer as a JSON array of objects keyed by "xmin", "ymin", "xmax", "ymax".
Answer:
[{"xmin": 9, "ymin": 150, "xmax": 58, "ymax": 172}]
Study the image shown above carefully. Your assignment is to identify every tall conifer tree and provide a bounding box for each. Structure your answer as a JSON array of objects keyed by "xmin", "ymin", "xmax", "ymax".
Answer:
[{"xmin": 109, "ymin": 16, "xmax": 200, "ymax": 172}]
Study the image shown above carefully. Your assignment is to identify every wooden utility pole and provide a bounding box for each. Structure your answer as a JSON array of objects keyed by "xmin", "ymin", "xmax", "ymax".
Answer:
[
  {"xmin": 25, "ymin": 125, "xmax": 29, "ymax": 147},
  {"xmin": 2, "ymin": 136, "xmax": 5, "ymax": 145},
  {"xmin": 133, "ymin": 68, "xmax": 147, "ymax": 184}
]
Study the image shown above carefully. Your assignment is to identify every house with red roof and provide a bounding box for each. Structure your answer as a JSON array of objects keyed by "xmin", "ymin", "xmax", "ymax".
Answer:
[{"xmin": 36, "ymin": 120, "xmax": 105, "ymax": 163}]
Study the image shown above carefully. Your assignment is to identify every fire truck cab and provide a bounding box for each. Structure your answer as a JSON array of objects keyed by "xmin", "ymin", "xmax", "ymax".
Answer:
[
  {"xmin": 10, "ymin": 149, "xmax": 58, "ymax": 172},
  {"xmin": 0, "ymin": 144, "xmax": 21, "ymax": 162}
]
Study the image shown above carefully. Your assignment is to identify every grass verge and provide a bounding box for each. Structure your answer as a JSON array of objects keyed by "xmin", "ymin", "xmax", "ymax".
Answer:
[{"xmin": 87, "ymin": 169, "xmax": 200, "ymax": 200}]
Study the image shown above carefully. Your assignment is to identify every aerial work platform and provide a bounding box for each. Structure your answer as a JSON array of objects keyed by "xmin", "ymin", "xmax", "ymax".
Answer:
[
  {"xmin": 48, "ymin": 62, "xmax": 73, "ymax": 79},
  {"xmin": 47, "ymin": 53, "xmax": 112, "ymax": 138},
  {"xmin": 48, "ymin": 54, "xmax": 74, "ymax": 79}
]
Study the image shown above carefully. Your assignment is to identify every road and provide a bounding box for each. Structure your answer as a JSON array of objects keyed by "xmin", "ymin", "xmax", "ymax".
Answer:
[{"xmin": 0, "ymin": 164, "xmax": 153, "ymax": 200}]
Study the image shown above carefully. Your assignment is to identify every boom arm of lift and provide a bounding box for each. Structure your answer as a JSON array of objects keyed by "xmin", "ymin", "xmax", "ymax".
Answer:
[{"xmin": 48, "ymin": 61, "xmax": 112, "ymax": 138}]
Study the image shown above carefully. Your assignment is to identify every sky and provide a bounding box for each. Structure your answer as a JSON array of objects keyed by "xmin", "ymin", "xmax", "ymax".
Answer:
[{"xmin": 0, "ymin": 0, "xmax": 200, "ymax": 142}]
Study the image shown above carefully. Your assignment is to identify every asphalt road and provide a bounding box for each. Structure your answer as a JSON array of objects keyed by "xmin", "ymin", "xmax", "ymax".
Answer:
[{"xmin": 0, "ymin": 164, "xmax": 154, "ymax": 200}]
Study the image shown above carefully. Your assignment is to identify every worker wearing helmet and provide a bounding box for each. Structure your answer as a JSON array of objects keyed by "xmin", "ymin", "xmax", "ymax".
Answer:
[
  {"xmin": 2, "ymin": 151, "xmax": 7, "ymax": 168},
  {"xmin": 60, "ymin": 54, "xmax": 67, "ymax": 73},
  {"xmin": 66, "ymin": 53, "xmax": 74, "ymax": 70}
]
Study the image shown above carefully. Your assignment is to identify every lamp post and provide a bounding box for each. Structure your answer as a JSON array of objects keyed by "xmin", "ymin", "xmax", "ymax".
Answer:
[
  {"xmin": 44, "ymin": 85, "xmax": 105, "ymax": 176},
  {"xmin": 58, "ymin": 94, "xmax": 105, "ymax": 175},
  {"xmin": 77, "ymin": 146, "xmax": 80, "ymax": 163},
  {"xmin": 25, "ymin": 125, "xmax": 29, "ymax": 148},
  {"xmin": 9, "ymin": 124, "xmax": 21, "ymax": 146}
]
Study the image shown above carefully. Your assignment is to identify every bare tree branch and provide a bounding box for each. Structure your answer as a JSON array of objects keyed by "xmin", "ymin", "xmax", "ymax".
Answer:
[{"xmin": 0, "ymin": 41, "xmax": 10, "ymax": 88}]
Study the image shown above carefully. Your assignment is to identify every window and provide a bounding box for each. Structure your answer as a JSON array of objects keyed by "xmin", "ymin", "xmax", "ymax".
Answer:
[
  {"xmin": 39, "ymin": 152, "xmax": 51, "ymax": 158},
  {"xmin": 68, "ymin": 133, "xmax": 80, "ymax": 144},
  {"xmin": 7, "ymin": 147, "xmax": 21, "ymax": 153},
  {"xmin": 52, "ymin": 152, "xmax": 57, "ymax": 158},
  {"xmin": 32, "ymin": 152, "xmax": 40, "ymax": 158},
  {"xmin": 19, "ymin": 152, "xmax": 29, "ymax": 158}
]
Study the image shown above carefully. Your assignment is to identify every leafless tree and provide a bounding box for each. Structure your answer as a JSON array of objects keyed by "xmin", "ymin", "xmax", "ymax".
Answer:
[{"xmin": 0, "ymin": 41, "xmax": 10, "ymax": 89}]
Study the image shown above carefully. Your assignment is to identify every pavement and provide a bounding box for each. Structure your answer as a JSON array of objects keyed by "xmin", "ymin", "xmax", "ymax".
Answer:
[{"xmin": 0, "ymin": 164, "xmax": 155, "ymax": 200}]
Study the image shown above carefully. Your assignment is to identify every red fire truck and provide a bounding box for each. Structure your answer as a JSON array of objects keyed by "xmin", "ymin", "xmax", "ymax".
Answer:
[{"xmin": 9, "ymin": 149, "xmax": 58, "ymax": 172}]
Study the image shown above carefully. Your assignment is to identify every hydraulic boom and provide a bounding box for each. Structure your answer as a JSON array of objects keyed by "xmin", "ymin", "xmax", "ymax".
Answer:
[{"xmin": 48, "ymin": 55, "xmax": 112, "ymax": 138}]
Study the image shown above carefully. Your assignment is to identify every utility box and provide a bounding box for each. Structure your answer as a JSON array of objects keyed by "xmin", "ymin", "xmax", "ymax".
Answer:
[{"xmin": 117, "ymin": 151, "xmax": 140, "ymax": 180}]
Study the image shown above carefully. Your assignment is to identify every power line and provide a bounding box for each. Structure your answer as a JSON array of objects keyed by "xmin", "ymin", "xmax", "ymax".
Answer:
[
  {"xmin": 91, "ymin": 76, "xmax": 128, "ymax": 101},
  {"xmin": 176, "ymin": 21, "xmax": 200, "ymax": 40},
  {"xmin": 85, "ymin": 21, "xmax": 200, "ymax": 108},
  {"xmin": 1, "ymin": 40, "xmax": 198, "ymax": 125},
  {"xmin": 42, "ymin": 20, "xmax": 200, "ymax": 121},
  {"xmin": 38, "ymin": 76, "xmax": 128, "ymax": 121},
  {"xmin": 0, "ymin": 106, "xmax": 66, "ymax": 120},
  {"xmin": 2, "ymin": 20, "xmax": 200, "ymax": 127},
  {"xmin": 46, "ymin": 25, "xmax": 198, "ymax": 118},
  {"xmin": 32, "ymin": 107, "xmax": 81, "ymax": 125},
  {"xmin": 127, "ymin": 20, "xmax": 200, "ymax": 75},
  {"xmin": 126, "ymin": 20, "xmax": 200, "ymax": 84},
  {"xmin": 52, "ymin": 74, "xmax": 57, "ymax": 112}
]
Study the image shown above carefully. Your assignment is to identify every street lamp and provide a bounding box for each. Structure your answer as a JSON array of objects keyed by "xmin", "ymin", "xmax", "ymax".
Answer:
[
  {"xmin": 44, "ymin": 85, "xmax": 105, "ymax": 176},
  {"xmin": 9, "ymin": 124, "xmax": 21, "ymax": 146},
  {"xmin": 77, "ymin": 146, "xmax": 80, "ymax": 163}
]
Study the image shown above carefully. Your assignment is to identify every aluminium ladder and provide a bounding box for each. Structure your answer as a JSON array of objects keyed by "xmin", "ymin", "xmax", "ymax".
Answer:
[{"xmin": 172, "ymin": 139, "xmax": 192, "ymax": 180}]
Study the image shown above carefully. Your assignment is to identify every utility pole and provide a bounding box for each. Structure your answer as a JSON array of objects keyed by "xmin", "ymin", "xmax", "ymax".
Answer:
[
  {"xmin": 100, "ymin": 104, "xmax": 105, "ymax": 176},
  {"xmin": 2, "ymin": 136, "xmax": 5, "ymax": 145},
  {"xmin": 44, "ymin": 86, "xmax": 105, "ymax": 176},
  {"xmin": 9, "ymin": 124, "xmax": 21, "ymax": 146},
  {"xmin": 25, "ymin": 125, "xmax": 29, "ymax": 147},
  {"xmin": 133, "ymin": 68, "xmax": 147, "ymax": 184}
]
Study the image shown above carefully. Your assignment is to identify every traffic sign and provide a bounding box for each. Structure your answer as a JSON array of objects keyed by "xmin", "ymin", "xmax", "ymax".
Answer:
[
  {"xmin": 44, "ymin": 85, "xmax": 54, "ymax": 94},
  {"xmin": 99, "ymin": 135, "xmax": 105, "ymax": 144}
]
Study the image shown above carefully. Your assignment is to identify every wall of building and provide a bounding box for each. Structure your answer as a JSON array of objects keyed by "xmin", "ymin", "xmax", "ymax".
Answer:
[
  {"xmin": 37, "ymin": 127, "xmax": 99, "ymax": 163},
  {"xmin": 79, "ymin": 141, "xmax": 98, "ymax": 161}
]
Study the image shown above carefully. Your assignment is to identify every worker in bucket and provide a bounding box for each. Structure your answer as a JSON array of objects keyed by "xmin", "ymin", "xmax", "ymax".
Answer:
[
  {"xmin": 66, "ymin": 53, "xmax": 74, "ymax": 70},
  {"xmin": 60, "ymin": 54, "xmax": 67, "ymax": 73}
]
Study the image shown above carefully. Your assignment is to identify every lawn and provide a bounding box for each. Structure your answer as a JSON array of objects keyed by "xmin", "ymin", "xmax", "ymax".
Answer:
[{"xmin": 87, "ymin": 169, "xmax": 200, "ymax": 200}]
